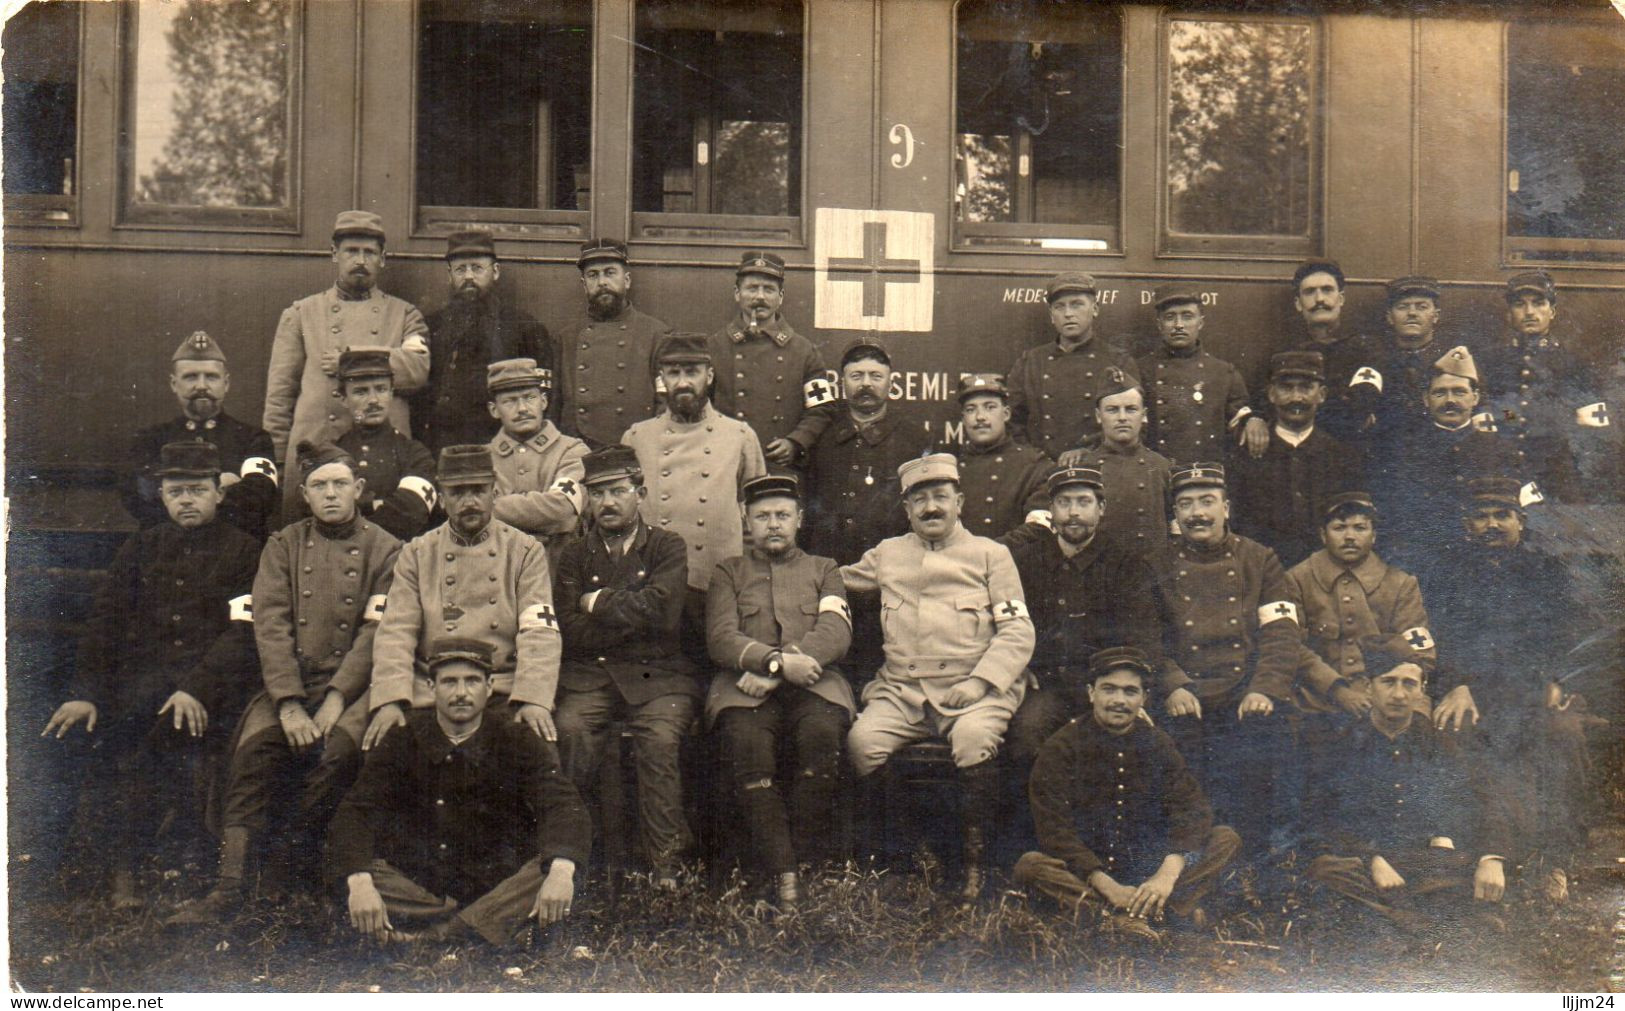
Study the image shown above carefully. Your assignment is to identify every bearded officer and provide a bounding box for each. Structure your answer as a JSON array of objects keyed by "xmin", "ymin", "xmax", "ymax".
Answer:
[
  {"xmin": 843, "ymin": 453, "xmax": 1035, "ymax": 901},
  {"xmin": 331, "ymin": 349, "xmax": 437, "ymax": 541},
  {"xmin": 559, "ymin": 238, "xmax": 672, "ymax": 448},
  {"xmin": 125, "ymin": 330, "xmax": 280, "ymax": 541},
  {"xmin": 263, "ymin": 211, "xmax": 430, "ymax": 516},
  {"xmin": 362, "ymin": 445, "xmax": 561, "ymax": 752},
  {"xmin": 167, "ymin": 441, "xmax": 402, "ymax": 926},
  {"xmin": 950, "ymin": 374, "xmax": 1053, "ymax": 539},
  {"xmin": 486, "ymin": 358, "xmax": 589, "ymax": 556}
]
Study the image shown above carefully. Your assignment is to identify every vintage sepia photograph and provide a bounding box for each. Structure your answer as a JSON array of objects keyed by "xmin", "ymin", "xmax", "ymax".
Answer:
[{"xmin": 2, "ymin": 0, "xmax": 1622, "ymax": 994}]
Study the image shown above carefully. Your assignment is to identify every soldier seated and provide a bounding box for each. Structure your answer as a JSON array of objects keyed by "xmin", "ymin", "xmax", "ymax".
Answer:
[
  {"xmin": 167, "ymin": 442, "xmax": 401, "ymax": 926},
  {"xmin": 1017, "ymin": 647, "xmax": 1240, "ymax": 940},
  {"xmin": 330, "ymin": 640, "xmax": 590, "ymax": 944},
  {"xmin": 331, "ymin": 350, "xmax": 437, "ymax": 541},
  {"xmin": 706, "ymin": 475, "xmax": 854, "ymax": 907},
  {"xmin": 44, "ymin": 442, "xmax": 259, "ymax": 909},
  {"xmin": 1306, "ymin": 665, "xmax": 1510, "ymax": 933},
  {"xmin": 843, "ymin": 454, "xmax": 1035, "ymax": 901}
]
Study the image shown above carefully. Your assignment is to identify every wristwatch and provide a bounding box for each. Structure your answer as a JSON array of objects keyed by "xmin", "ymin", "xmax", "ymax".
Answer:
[{"xmin": 765, "ymin": 651, "xmax": 784, "ymax": 677}]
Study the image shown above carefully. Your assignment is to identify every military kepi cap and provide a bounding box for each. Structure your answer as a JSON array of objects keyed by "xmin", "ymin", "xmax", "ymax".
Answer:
[
  {"xmin": 582, "ymin": 444, "xmax": 642, "ymax": 487},
  {"xmin": 487, "ymin": 357, "xmax": 550, "ymax": 395},
  {"xmin": 577, "ymin": 237, "xmax": 628, "ymax": 269},
  {"xmin": 1321, "ymin": 490, "xmax": 1377, "ymax": 520},
  {"xmin": 1270, "ymin": 350, "xmax": 1325, "ymax": 382},
  {"xmin": 1505, "ymin": 269, "xmax": 1556, "ymax": 303},
  {"xmin": 337, "ymin": 348, "xmax": 392, "ymax": 384},
  {"xmin": 898, "ymin": 453, "xmax": 960, "ymax": 496},
  {"xmin": 445, "ymin": 229, "xmax": 496, "ymax": 261},
  {"xmin": 840, "ymin": 334, "xmax": 891, "ymax": 368},
  {"xmin": 1088, "ymin": 646, "xmax": 1154, "ymax": 681},
  {"xmin": 172, "ymin": 330, "xmax": 226, "ymax": 363},
  {"xmin": 1432, "ymin": 345, "xmax": 1479, "ymax": 384},
  {"xmin": 736, "ymin": 250, "xmax": 786, "ymax": 282},
  {"xmin": 426, "ymin": 637, "xmax": 496, "ymax": 674},
  {"xmin": 742, "ymin": 474, "xmax": 800, "ymax": 505},
  {"xmin": 1046, "ymin": 271, "xmax": 1097, "ymax": 301},
  {"xmin": 155, "ymin": 440, "xmax": 222, "ymax": 479},
  {"xmin": 656, "ymin": 332, "xmax": 712, "ymax": 365},
  {"xmin": 295, "ymin": 440, "xmax": 356, "ymax": 480},
  {"xmin": 332, "ymin": 209, "xmax": 385, "ymax": 243},
  {"xmin": 1095, "ymin": 366, "xmax": 1141, "ymax": 405},
  {"xmin": 956, "ymin": 373, "xmax": 1009, "ymax": 403},
  {"xmin": 437, "ymin": 444, "xmax": 495, "ymax": 485},
  {"xmin": 1387, "ymin": 275, "xmax": 1441, "ymax": 303},
  {"xmin": 1047, "ymin": 465, "xmax": 1104, "ymax": 498},
  {"xmin": 1170, "ymin": 461, "xmax": 1226, "ymax": 493},
  {"xmin": 1152, "ymin": 283, "xmax": 1202, "ymax": 312},
  {"xmin": 1465, "ymin": 476, "xmax": 1523, "ymax": 510}
]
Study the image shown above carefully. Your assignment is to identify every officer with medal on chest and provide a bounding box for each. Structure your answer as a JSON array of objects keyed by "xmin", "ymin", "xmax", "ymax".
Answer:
[{"xmin": 1137, "ymin": 284, "xmax": 1262, "ymax": 466}]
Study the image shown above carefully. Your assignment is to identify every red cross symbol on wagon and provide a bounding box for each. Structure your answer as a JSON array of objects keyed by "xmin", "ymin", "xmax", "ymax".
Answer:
[{"xmin": 815, "ymin": 208, "xmax": 934, "ymax": 332}]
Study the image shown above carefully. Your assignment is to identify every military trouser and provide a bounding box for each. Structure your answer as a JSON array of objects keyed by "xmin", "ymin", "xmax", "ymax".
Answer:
[
  {"xmin": 716, "ymin": 688, "xmax": 849, "ymax": 873},
  {"xmin": 1307, "ymin": 848, "xmax": 1486, "ymax": 928},
  {"xmin": 355, "ymin": 856, "xmax": 548, "ymax": 945},
  {"xmin": 999, "ymin": 673, "xmax": 1086, "ymax": 861},
  {"xmin": 1016, "ymin": 825, "xmax": 1241, "ymax": 917},
  {"xmin": 554, "ymin": 685, "xmax": 697, "ymax": 872},
  {"xmin": 1164, "ymin": 694, "xmax": 1294, "ymax": 855},
  {"xmin": 223, "ymin": 688, "xmax": 369, "ymax": 840}
]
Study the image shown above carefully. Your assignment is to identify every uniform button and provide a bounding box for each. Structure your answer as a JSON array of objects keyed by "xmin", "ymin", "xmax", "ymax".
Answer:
[
  {"xmin": 302, "ymin": 590, "xmax": 312, "ymax": 598},
  {"xmin": 303, "ymin": 566, "xmax": 313, "ymax": 573},
  {"xmin": 697, "ymin": 519, "xmax": 705, "ymax": 527},
  {"xmin": 436, "ymin": 799, "xmax": 444, "ymax": 806},
  {"xmin": 489, "ymin": 597, "xmax": 498, "ymax": 605},
  {"xmin": 338, "ymin": 622, "xmax": 349, "ymax": 631},
  {"xmin": 171, "ymin": 613, "xmax": 182, "ymax": 622},
  {"xmin": 174, "ymin": 639, "xmax": 185, "ymax": 647},
  {"xmin": 446, "ymin": 553, "xmax": 455, "ymax": 561},
  {"xmin": 345, "ymin": 596, "xmax": 354, "ymax": 604},
  {"xmin": 446, "ymin": 576, "xmax": 456, "ymax": 585},
  {"xmin": 298, "ymin": 618, "xmax": 307, "ymax": 626}
]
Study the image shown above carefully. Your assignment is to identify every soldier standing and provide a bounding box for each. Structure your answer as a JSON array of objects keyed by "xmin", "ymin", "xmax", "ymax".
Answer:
[
  {"xmin": 558, "ymin": 238, "xmax": 671, "ymax": 448},
  {"xmin": 1283, "ymin": 259, "xmax": 1385, "ymax": 445},
  {"xmin": 1137, "ymin": 284, "xmax": 1261, "ymax": 466},
  {"xmin": 1065, "ymin": 371, "xmax": 1174, "ymax": 551},
  {"xmin": 331, "ymin": 350, "xmax": 438, "ymax": 541},
  {"xmin": 486, "ymin": 358, "xmax": 589, "ymax": 556},
  {"xmin": 950, "ymin": 374, "xmax": 1053, "ymax": 539}
]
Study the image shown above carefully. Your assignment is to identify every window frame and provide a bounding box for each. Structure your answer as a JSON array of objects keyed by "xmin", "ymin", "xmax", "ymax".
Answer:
[
  {"xmin": 1500, "ymin": 12, "xmax": 1625, "ymax": 269},
  {"xmin": 3, "ymin": 0, "xmax": 85, "ymax": 229},
  {"xmin": 948, "ymin": 0, "xmax": 1128, "ymax": 256},
  {"xmin": 113, "ymin": 0, "xmax": 304, "ymax": 233},
  {"xmin": 1155, "ymin": 9, "xmax": 1323, "ymax": 261},
  {"xmin": 408, "ymin": 0, "xmax": 594, "ymax": 243},
  {"xmin": 627, "ymin": 0, "xmax": 810, "ymax": 248}
]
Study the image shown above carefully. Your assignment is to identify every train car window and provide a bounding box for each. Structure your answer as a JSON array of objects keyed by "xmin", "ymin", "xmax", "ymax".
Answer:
[
  {"xmin": 1160, "ymin": 15, "xmax": 1319, "ymax": 258},
  {"xmin": 953, "ymin": 1, "xmax": 1124, "ymax": 252},
  {"xmin": 117, "ymin": 0, "xmax": 301, "ymax": 231},
  {"xmin": 631, "ymin": 0, "xmax": 804, "ymax": 243},
  {"xmin": 415, "ymin": 0, "xmax": 592, "ymax": 239},
  {"xmin": 3, "ymin": 1, "xmax": 83, "ymax": 227},
  {"xmin": 1506, "ymin": 18, "xmax": 1625, "ymax": 263}
]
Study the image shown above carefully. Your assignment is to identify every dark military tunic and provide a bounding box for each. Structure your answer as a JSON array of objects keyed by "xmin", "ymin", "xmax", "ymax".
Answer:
[
  {"xmin": 334, "ymin": 422, "xmax": 437, "ymax": 542},
  {"xmin": 1028, "ymin": 717, "xmax": 1214, "ymax": 882},
  {"xmin": 952, "ymin": 434, "xmax": 1053, "ymax": 539},
  {"xmin": 1009, "ymin": 532, "xmax": 1163, "ymax": 676},
  {"xmin": 1138, "ymin": 346, "xmax": 1251, "ymax": 466},
  {"xmin": 328, "ymin": 709, "xmax": 591, "ymax": 899},
  {"xmin": 708, "ymin": 316, "xmax": 837, "ymax": 457},
  {"xmin": 1480, "ymin": 331, "xmax": 1608, "ymax": 503},
  {"xmin": 1006, "ymin": 337, "xmax": 1141, "ymax": 460},
  {"xmin": 1077, "ymin": 441, "xmax": 1173, "ymax": 551},
  {"xmin": 1371, "ymin": 336, "xmax": 1450, "ymax": 439},
  {"xmin": 124, "ymin": 412, "xmax": 280, "ymax": 541},
  {"xmin": 555, "ymin": 520, "xmax": 701, "ymax": 706},
  {"xmin": 1289, "ymin": 329, "xmax": 1385, "ymax": 444},
  {"xmin": 1373, "ymin": 421, "xmax": 1525, "ymax": 561},
  {"xmin": 1151, "ymin": 532, "xmax": 1300, "ymax": 704},
  {"xmin": 558, "ymin": 304, "xmax": 671, "ymax": 448},
  {"xmin": 1228, "ymin": 425, "xmax": 1364, "ymax": 569},
  {"xmin": 803, "ymin": 408, "xmax": 930, "ymax": 565},
  {"xmin": 415, "ymin": 296, "xmax": 552, "ymax": 454}
]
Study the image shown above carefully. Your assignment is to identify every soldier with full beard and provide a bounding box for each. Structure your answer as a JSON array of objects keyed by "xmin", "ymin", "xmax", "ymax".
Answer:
[{"xmin": 558, "ymin": 238, "xmax": 672, "ymax": 449}]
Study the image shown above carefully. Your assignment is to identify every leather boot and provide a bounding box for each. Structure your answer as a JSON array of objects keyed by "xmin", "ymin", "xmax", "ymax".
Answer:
[
  {"xmin": 165, "ymin": 827, "xmax": 251, "ymax": 927},
  {"xmin": 958, "ymin": 760, "xmax": 1000, "ymax": 903}
]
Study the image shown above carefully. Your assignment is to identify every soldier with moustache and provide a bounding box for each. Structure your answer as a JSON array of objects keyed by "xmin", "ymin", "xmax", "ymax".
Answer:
[
  {"xmin": 1153, "ymin": 463, "xmax": 1303, "ymax": 854},
  {"xmin": 843, "ymin": 454, "xmax": 1035, "ymax": 900},
  {"xmin": 330, "ymin": 350, "xmax": 438, "ymax": 541},
  {"xmin": 552, "ymin": 445, "xmax": 700, "ymax": 886},
  {"xmin": 486, "ymin": 359, "xmax": 589, "ymax": 556},
  {"xmin": 361, "ymin": 445, "xmax": 562, "ymax": 753},
  {"xmin": 1060, "ymin": 371, "xmax": 1174, "ymax": 551},
  {"xmin": 167, "ymin": 442, "xmax": 401, "ymax": 927},
  {"xmin": 1006, "ymin": 272, "xmax": 1141, "ymax": 461},
  {"xmin": 1228, "ymin": 351, "xmax": 1365, "ymax": 568},
  {"xmin": 707, "ymin": 475, "xmax": 853, "ymax": 906},
  {"xmin": 1136, "ymin": 284, "xmax": 1263, "ymax": 466},
  {"xmin": 125, "ymin": 331, "xmax": 280, "ymax": 542},
  {"xmin": 949, "ymin": 374, "xmax": 1053, "ymax": 539},
  {"xmin": 414, "ymin": 230, "xmax": 552, "ymax": 454},
  {"xmin": 1281, "ymin": 259, "xmax": 1385, "ymax": 445},
  {"xmin": 43, "ymin": 442, "xmax": 259, "ymax": 909},
  {"xmin": 1018, "ymin": 648, "xmax": 1241, "ymax": 940},
  {"xmin": 708, "ymin": 251, "xmax": 838, "ymax": 470},
  {"xmin": 263, "ymin": 211, "xmax": 429, "ymax": 516},
  {"xmin": 1480, "ymin": 270, "xmax": 1613, "ymax": 503},
  {"xmin": 559, "ymin": 239, "xmax": 672, "ymax": 448}
]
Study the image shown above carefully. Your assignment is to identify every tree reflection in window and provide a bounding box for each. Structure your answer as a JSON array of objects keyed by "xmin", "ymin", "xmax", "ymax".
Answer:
[
  {"xmin": 126, "ymin": 0, "xmax": 295, "ymax": 214},
  {"xmin": 1166, "ymin": 19, "xmax": 1312, "ymax": 238}
]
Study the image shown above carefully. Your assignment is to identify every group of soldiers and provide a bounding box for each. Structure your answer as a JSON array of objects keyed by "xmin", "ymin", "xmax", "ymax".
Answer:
[{"xmin": 39, "ymin": 209, "xmax": 1616, "ymax": 945}]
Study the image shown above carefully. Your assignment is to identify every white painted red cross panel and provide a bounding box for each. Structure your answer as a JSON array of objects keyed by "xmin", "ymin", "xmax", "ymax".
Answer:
[{"xmin": 814, "ymin": 208, "xmax": 934, "ymax": 333}]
